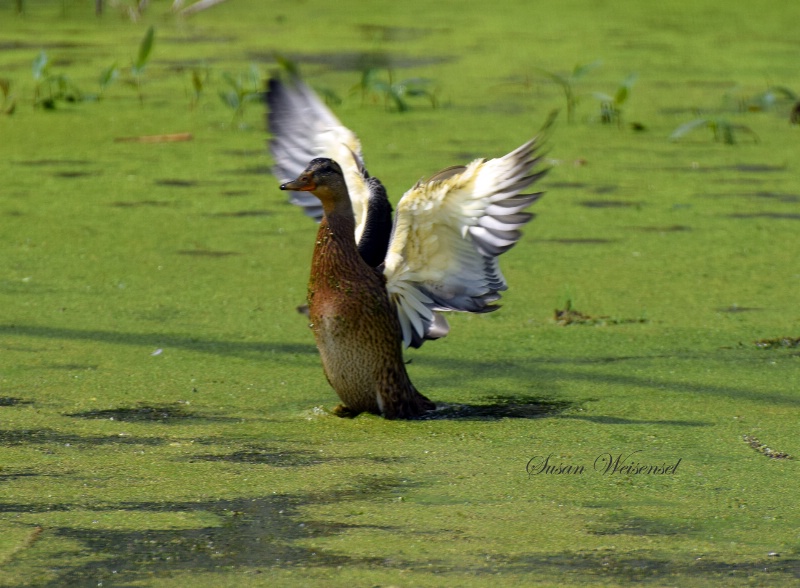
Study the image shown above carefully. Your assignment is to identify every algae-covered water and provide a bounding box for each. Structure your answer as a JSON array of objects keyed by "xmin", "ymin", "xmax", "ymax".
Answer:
[{"xmin": 1, "ymin": 0, "xmax": 798, "ymax": 586}]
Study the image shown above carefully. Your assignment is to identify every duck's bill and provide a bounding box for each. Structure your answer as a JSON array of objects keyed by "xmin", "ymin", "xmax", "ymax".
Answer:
[{"xmin": 280, "ymin": 176, "xmax": 316, "ymax": 192}]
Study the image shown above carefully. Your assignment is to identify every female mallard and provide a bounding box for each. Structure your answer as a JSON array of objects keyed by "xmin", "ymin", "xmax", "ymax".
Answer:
[{"xmin": 279, "ymin": 140, "xmax": 547, "ymax": 419}]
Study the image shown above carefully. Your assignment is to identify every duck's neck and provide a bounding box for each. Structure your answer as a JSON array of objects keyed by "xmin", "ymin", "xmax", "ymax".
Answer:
[
  {"xmin": 320, "ymin": 205, "xmax": 357, "ymax": 246},
  {"xmin": 312, "ymin": 207, "xmax": 361, "ymax": 276}
]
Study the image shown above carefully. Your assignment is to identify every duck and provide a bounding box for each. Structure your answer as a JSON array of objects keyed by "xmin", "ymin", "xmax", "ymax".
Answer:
[{"xmin": 270, "ymin": 75, "xmax": 548, "ymax": 419}]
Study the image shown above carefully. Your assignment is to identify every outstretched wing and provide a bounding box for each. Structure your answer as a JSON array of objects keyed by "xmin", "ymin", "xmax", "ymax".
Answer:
[
  {"xmin": 266, "ymin": 75, "xmax": 371, "ymax": 231},
  {"xmin": 383, "ymin": 138, "xmax": 547, "ymax": 348}
]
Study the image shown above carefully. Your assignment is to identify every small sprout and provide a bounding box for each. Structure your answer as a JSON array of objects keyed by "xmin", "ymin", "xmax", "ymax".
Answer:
[
  {"xmin": 743, "ymin": 85, "xmax": 797, "ymax": 112},
  {"xmin": 592, "ymin": 73, "xmax": 637, "ymax": 126},
  {"xmin": 130, "ymin": 26, "xmax": 155, "ymax": 102},
  {"xmin": 219, "ymin": 65, "xmax": 262, "ymax": 123},
  {"xmin": 31, "ymin": 51, "xmax": 83, "ymax": 109},
  {"xmin": 535, "ymin": 61, "xmax": 602, "ymax": 123},
  {"xmin": 315, "ymin": 86, "xmax": 342, "ymax": 106},
  {"xmin": 189, "ymin": 65, "xmax": 209, "ymax": 109},
  {"xmin": 0, "ymin": 78, "xmax": 16, "ymax": 115},
  {"xmin": 133, "ymin": 25, "xmax": 155, "ymax": 75},
  {"xmin": 32, "ymin": 51, "xmax": 49, "ymax": 81},
  {"xmin": 273, "ymin": 52, "xmax": 300, "ymax": 77},
  {"xmin": 352, "ymin": 68, "xmax": 438, "ymax": 112},
  {"xmin": 98, "ymin": 63, "xmax": 119, "ymax": 97},
  {"xmin": 791, "ymin": 102, "xmax": 800, "ymax": 125}
]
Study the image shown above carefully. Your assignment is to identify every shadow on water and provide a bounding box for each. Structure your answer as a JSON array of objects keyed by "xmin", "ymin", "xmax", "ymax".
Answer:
[
  {"xmin": 415, "ymin": 352, "xmax": 799, "ymax": 408},
  {"xmin": 0, "ymin": 324, "xmax": 317, "ymax": 358},
  {"xmin": 0, "ymin": 397, "xmax": 33, "ymax": 407},
  {"xmin": 493, "ymin": 552, "xmax": 800, "ymax": 583},
  {"xmin": 1, "ymin": 488, "xmax": 796, "ymax": 586},
  {"xmin": 189, "ymin": 447, "xmax": 328, "ymax": 467},
  {"xmin": 535, "ymin": 238, "xmax": 617, "ymax": 245},
  {"xmin": 0, "ymin": 479, "xmax": 406, "ymax": 587},
  {"xmin": 580, "ymin": 200, "xmax": 641, "ymax": 208},
  {"xmin": 423, "ymin": 395, "xmax": 573, "ymax": 421},
  {"xmin": 560, "ymin": 415, "xmax": 711, "ymax": 427},
  {"xmin": 187, "ymin": 444, "xmax": 408, "ymax": 467},
  {"xmin": 249, "ymin": 49, "xmax": 455, "ymax": 71},
  {"xmin": 727, "ymin": 212, "xmax": 800, "ymax": 220},
  {"xmin": 3, "ymin": 324, "xmax": 797, "ymax": 408},
  {"xmin": 65, "ymin": 403, "xmax": 242, "ymax": 425},
  {"xmin": 587, "ymin": 515, "xmax": 693, "ymax": 536},
  {"xmin": 0, "ymin": 428, "xmax": 167, "ymax": 447}
]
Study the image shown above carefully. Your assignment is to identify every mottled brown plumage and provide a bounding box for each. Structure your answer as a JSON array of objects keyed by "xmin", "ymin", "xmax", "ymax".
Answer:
[{"xmin": 281, "ymin": 159, "xmax": 435, "ymax": 419}]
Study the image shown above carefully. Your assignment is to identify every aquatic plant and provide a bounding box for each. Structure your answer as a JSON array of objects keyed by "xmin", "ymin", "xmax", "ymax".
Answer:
[
  {"xmin": 669, "ymin": 117, "xmax": 759, "ymax": 144},
  {"xmin": 592, "ymin": 73, "xmax": 637, "ymax": 126},
  {"xmin": 353, "ymin": 68, "xmax": 437, "ymax": 112},
  {"xmin": 97, "ymin": 63, "xmax": 119, "ymax": 98},
  {"xmin": 130, "ymin": 25, "xmax": 155, "ymax": 103},
  {"xmin": 747, "ymin": 85, "xmax": 796, "ymax": 112},
  {"xmin": 0, "ymin": 78, "xmax": 15, "ymax": 115},
  {"xmin": 31, "ymin": 51, "xmax": 83, "ymax": 109},
  {"xmin": 189, "ymin": 66, "xmax": 209, "ymax": 109},
  {"xmin": 219, "ymin": 64, "xmax": 262, "ymax": 122},
  {"xmin": 535, "ymin": 61, "xmax": 601, "ymax": 123}
]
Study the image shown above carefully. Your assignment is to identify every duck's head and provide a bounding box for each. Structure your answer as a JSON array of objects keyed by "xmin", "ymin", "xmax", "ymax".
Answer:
[{"xmin": 280, "ymin": 158, "xmax": 350, "ymax": 214}]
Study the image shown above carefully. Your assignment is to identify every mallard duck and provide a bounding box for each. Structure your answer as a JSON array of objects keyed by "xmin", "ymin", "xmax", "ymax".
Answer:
[{"xmin": 271, "ymin": 76, "xmax": 548, "ymax": 419}]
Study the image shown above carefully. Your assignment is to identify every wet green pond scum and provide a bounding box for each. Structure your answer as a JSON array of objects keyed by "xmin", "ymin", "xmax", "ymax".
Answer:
[{"xmin": 1, "ymin": 0, "xmax": 798, "ymax": 586}]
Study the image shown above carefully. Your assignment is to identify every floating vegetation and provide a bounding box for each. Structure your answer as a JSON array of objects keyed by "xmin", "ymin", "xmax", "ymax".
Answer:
[
  {"xmin": 754, "ymin": 336, "xmax": 800, "ymax": 349},
  {"xmin": 554, "ymin": 300, "xmax": 647, "ymax": 326},
  {"xmin": 742, "ymin": 435, "xmax": 793, "ymax": 460}
]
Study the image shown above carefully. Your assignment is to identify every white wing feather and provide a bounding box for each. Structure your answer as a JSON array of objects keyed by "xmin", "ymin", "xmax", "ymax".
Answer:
[
  {"xmin": 384, "ymin": 138, "xmax": 547, "ymax": 348},
  {"xmin": 267, "ymin": 76, "xmax": 371, "ymax": 238}
]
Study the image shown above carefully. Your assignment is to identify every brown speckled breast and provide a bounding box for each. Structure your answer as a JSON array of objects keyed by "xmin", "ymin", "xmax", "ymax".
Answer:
[{"xmin": 307, "ymin": 216, "xmax": 433, "ymax": 419}]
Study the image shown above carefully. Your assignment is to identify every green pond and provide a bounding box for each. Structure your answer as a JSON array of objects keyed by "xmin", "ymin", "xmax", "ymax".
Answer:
[{"xmin": 1, "ymin": 0, "xmax": 798, "ymax": 586}]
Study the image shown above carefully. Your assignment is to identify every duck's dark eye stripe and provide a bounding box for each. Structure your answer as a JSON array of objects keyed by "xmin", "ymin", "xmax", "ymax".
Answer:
[{"xmin": 324, "ymin": 163, "xmax": 343, "ymax": 176}]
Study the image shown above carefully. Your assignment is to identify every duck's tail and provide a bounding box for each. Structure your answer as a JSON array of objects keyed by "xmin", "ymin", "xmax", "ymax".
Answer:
[{"xmin": 380, "ymin": 382, "xmax": 435, "ymax": 420}]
